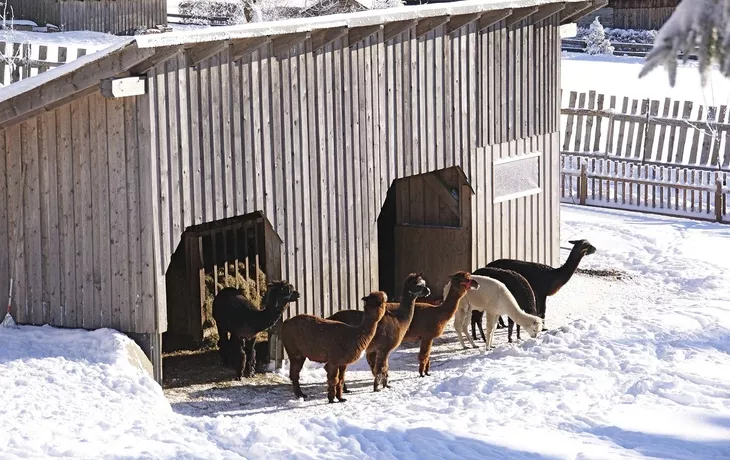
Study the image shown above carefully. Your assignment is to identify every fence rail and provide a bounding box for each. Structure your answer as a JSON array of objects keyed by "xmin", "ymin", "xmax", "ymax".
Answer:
[
  {"xmin": 561, "ymin": 155, "xmax": 730, "ymax": 222},
  {"xmin": 560, "ymin": 89, "xmax": 730, "ymax": 171},
  {"xmin": 0, "ymin": 41, "xmax": 87, "ymax": 87},
  {"xmin": 561, "ymin": 38, "xmax": 697, "ymax": 59}
]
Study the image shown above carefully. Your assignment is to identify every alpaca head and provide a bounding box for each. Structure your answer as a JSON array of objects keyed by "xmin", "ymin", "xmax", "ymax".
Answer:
[
  {"xmin": 264, "ymin": 280, "xmax": 300, "ymax": 312},
  {"xmin": 405, "ymin": 272, "xmax": 431, "ymax": 299},
  {"xmin": 525, "ymin": 317, "xmax": 544, "ymax": 338},
  {"xmin": 361, "ymin": 291, "xmax": 388, "ymax": 322},
  {"xmin": 568, "ymin": 239, "xmax": 597, "ymax": 257},
  {"xmin": 448, "ymin": 271, "xmax": 480, "ymax": 294}
]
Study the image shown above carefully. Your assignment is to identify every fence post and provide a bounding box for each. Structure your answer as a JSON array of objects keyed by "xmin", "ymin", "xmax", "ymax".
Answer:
[
  {"xmin": 580, "ymin": 163, "xmax": 588, "ymax": 205},
  {"xmin": 715, "ymin": 178, "xmax": 724, "ymax": 222}
]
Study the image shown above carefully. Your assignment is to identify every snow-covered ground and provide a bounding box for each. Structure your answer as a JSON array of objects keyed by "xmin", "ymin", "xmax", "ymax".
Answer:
[
  {"xmin": 0, "ymin": 29, "xmax": 125, "ymax": 52},
  {"xmin": 561, "ymin": 52, "xmax": 730, "ymax": 106},
  {"xmin": 2, "ymin": 204, "xmax": 730, "ymax": 459}
]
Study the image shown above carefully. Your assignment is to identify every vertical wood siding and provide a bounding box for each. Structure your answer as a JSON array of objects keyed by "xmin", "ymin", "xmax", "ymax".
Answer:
[
  {"xmin": 0, "ymin": 92, "xmax": 158, "ymax": 333},
  {"xmin": 146, "ymin": 14, "xmax": 562, "ymax": 323},
  {"xmin": 0, "ymin": 11, "xmax": 562, "ymax": 334},
  {"xmin": 9, "ymin": 0, "xmax": 166, "ymax": 34}
]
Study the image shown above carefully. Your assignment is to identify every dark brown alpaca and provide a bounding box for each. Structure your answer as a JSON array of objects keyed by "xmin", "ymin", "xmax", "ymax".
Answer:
[
  {"xmin": 328, "ymin": 273, "xmax": 431, "ymax": 393},
  {"xmin": 213, "ymin": 281, "xmax": 300, "ymax": 379},
  {"xmin": 487, "ymin": 239, "xmax": 596, "ymax": 330},
  {"xmin": 281, "ymin": 291, "xmax": 388, "ymax": 403},
  {"xmin": 401, "ymin": 271, "xmax": 480, "ymax": 377}
]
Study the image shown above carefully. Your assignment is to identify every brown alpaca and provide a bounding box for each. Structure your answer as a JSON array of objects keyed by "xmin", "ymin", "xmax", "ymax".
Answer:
[
  {"xmin": 328, "ymin": 273, "xmax": 431, "ymax": 392},
  {"xmin": 281, "ymin": 291, "xmax": 388, "ymax": 403},
  {"xmin": 401, "ymin": 271, "xmax": 480, "ymax": 377}
]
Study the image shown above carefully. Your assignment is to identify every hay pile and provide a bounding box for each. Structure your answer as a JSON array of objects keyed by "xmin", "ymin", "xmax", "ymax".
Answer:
[{"xmin": 202, "ymin": 262, "xmax": 268, "ymax": 344}]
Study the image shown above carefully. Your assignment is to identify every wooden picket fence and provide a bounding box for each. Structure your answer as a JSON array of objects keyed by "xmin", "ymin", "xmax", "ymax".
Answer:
[
  {"xmin": 560, "ymin": 89, "xmax": 730, "ymax": 170},
  {"xmin": 0, "ymin": 41, "xmax": 88, "ymax": 87},
  {"xmin": 561, "ymin": 155, "xmax": 730, "ymax": 223}
]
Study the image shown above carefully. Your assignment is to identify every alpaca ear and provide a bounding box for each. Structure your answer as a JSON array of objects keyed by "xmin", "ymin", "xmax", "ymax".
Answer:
[
  {"xmin": 568, "ymin": 239, "xmax": 579, "ymax": 244},
  {"xmin": 361, "ymin": 296, "xmax": 369, "ymax": 301}
]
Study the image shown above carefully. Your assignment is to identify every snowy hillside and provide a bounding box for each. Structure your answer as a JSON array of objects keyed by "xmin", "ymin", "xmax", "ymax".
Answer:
[{"xmin": 2, "ymin": 204, "xmax": 729, "ymax": 459}]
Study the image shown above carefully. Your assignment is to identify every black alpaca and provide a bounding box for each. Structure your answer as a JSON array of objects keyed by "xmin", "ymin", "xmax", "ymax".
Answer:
[
  {"xmin": 469, "ymin": 267, "xmax": 537, "ymax": 343},
  {"xmin": 213, "ymin": 280, "xmax": 300, "ymax": 379},
  {"xmin": 487, "ymin": 239, "xmax": 596, "ymax": 330}
]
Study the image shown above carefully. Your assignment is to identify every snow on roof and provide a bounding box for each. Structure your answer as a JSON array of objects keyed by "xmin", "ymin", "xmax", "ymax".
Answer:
[
  {"xmin": 0, "ymin": 38, "xmax": 135, "ymax": 103},
  {"xmin": 0, "ymin": 29, "xmax": 127, "ymax": 52},
  {"xmin": 137, "ymin": 0, "xmax": 576, "ymax": 48}
]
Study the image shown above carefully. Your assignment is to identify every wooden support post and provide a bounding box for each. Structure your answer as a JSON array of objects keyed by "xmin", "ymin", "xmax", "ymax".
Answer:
[
  {"xmin": 477, "ymin": 9, "xmax": 512, "ymax": 30},
  {"xmin": 505, "ymin": 6, "xmax": 539, "ymax": 27},
  {"xmin": 230, "ymin": 37, "xmax": 271, "ymax": 62},
  {"xmin": 348, "ymin": 25, "xmax": 382, "ymax": 46},
  {"xmin": 311, "ymin": 27, "xmax": 348, "ymax": 52},
  {"xmin": 447, "ymin": 13, "xmax": 481, "ymax": 34},
  {"xmin": 580, "ymin": 163, "xmax": 588, "ymax": 205},
  {"xmin": 383, "ymin": 20, "xmax": 417, "ymax": 42},
  {"xmin": 715, "ymin": 178, "xmax": 724, "ymax": 222},
  {"xmin": 415, "ymin": 15, "xmax": 450, "ymax": 38},
  {"xmin": 532, "ymin": 3, "xmax": 566, "ymax": 23},
  {"xmin": 272, "ymin": 32, "xmax": 310, "ymax": 58}
]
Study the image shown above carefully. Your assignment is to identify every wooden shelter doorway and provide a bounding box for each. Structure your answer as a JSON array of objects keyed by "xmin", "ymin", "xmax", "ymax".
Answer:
[
  {"xmin": 378, "ymin": 166, "xmax": 474, "ymax": 301},
  {"xmin": 163, "ymin": 212, "xmax": 283, "ymax": 385}
]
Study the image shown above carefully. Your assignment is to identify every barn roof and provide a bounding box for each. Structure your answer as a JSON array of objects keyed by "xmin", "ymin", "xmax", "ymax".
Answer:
[{"xmin": 0, "ymin": 0, "xmax": 606, "ymax": 130}]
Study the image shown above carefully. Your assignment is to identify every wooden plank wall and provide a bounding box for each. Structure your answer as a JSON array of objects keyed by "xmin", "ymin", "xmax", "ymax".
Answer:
[
  {"xmin": 6, "ymin": 0, "xmax": 60, "ymax": 26},
  {"xmin": 146, "ymin": 13, "xmax": 562, "ymax": 321},
  {"xmin": 9, "ymin": 0, "xmax": 167, "ymax": 34},
  {"xmin": 58, "ymin": 0, "xmax": 168, "ymax": 34},
  {"xmin": 0, "ymin": 91, "xmax": 159, "ymax": 333},
  {"xmin": 612, "ymin": 7, "xmax": 675, "ymax": 29}
]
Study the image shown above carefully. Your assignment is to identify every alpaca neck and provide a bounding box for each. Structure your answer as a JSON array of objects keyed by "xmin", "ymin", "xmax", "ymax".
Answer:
[
  {"xmin": 391, "ymin": 289, "xmax": 419, "ymax": 322},
  {"xmin": 260, "ymin": 294, "xmax": 287, "ymax": 328},
  {"xmin": 438, "ymin": 287, "xmax": 466, "ymax": 320},
  {"xmin": 553, "ymin": 248, "xmax": 585, "ymax": 291},
  {"xmin": 355, "ymin": 311, "xmax": 382, "ymax": 350}
]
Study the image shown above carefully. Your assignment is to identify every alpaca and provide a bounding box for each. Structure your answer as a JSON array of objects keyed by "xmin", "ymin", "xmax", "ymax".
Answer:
[
  {"xmin": 328, "ymin": 273, "xmax": 431, "ymax": 392},
  {"xmin": 469, "ymin": 267, "xmax": 537, "ymax": 344},
  {"xmin": 487, "ymin": 239, "xmax": 596, "ymax": 330},
  {"xmin": 281, "ymin": 291, "xmax": 388, "ymax": 403},
  {"xmin": 212, "ymin": 280, "xmax": 300, "ymax": 379},
  {"xmin": 451, "ymin": 274, "xmax": 543, "ymax": 350},
  {"xmin": 400, "ymin": 271, "xmax": 480, "ymax": 377},
  {"xmin": 473, "ymin": 312, "xmax": 506, "ymax": 341}
]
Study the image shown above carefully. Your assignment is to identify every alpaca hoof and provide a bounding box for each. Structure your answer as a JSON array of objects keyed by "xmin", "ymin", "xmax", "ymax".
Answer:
[
  {"xmin": 328, "ymin": 399, "xmax": 335, "ymax": 404},
  {"xmin": 424, "ymin": 371, "xmax": 430, "ymax": 376},
  {"xmin": 342, "ymin": 387, "xmax": 351, "ymax": 394},
  {"xmin": 542, "ymin": 327, "xmax": 548, "ymax": 332},
  {"xmin": 337, "ymin": 398, "xmax": 347, "ymax": 403},
  {"xmin": 373, "ymin": 387, "xmax": 381, "ymax": 392},
  {"xmin": 508, "ymin": 339, "xmax": 513, "ymax": 343},
  {"xmin": 472, "ymin": 345, "xmax": 479, "ymax": 349},
  {"xmin": 384, "ymin": 383, "xmax": 391, "ymax": 389}
]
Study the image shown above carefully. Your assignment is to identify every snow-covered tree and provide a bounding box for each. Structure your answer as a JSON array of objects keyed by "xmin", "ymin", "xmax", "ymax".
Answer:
[
  {"xmin": 584, "ymin": 17, "xmax": 615, "ymax": 55},
  {"xmin": 640, "ymin": 0, "xmax": 730, "ymax": 86}
]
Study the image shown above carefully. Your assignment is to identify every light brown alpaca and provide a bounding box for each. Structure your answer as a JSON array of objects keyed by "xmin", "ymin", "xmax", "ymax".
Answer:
[
  {"xmin": 401, "ymin": 271, "xmax": 480, "ymax": 377},
  {"xmin": 328, "ymin": 273, "xmax": 431, "ymax": 392},
  {"xmin": 281, "ymin": 291, "xmax": 388, "ymax": 403}
]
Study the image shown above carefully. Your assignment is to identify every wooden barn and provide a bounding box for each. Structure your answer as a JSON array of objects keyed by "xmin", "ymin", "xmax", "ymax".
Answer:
[
  {"xmin": 6, "ymin": 0, "xmax": 168, "ymax": 34},
  {"xmin": 0, "ymin": 0, "xmax": 605, "ymax": 382},
  {"xmin": 578, "ymin": 0, "xmax": 679, "ymax": 29}
]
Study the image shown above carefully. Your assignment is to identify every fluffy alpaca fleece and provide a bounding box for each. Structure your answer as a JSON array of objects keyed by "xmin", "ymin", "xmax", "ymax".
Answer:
[
  {"xmin": 281, "ymin": 291, "xmax": 388, "ymax": 403},
  {"xmin": 449, "ymin": 274, "xmax": 543, "ymax": 349}
]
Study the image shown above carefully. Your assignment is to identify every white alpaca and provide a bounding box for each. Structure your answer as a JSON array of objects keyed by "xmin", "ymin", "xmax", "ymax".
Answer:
[{"xmin": 446, "ymin": 275, "xmax": 543, "ymax": 349}]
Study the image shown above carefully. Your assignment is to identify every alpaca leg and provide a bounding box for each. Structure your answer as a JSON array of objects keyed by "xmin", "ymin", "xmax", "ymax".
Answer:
[
  {"xmin": 475, "ymin": 315, "xmax": 487, "ymax": 343},
  {"xmin": 538, "ymin": 296, "xmax": 548, "ymax": 331},
  {"xmin": 325, "ymin": 362, "xmax": 339, "ymax": 403},
  {"xmin": 289, "ymin": 356, "xmax": 307, "ymax": 399},
  {"xmin": 373, "ymin": 351, "xmax": 390, "ymax": 392},
  {"xmin": 471, "ymin": 311, "xmax": 478, "ymax": 341},
  {"xmin": 517, "ymin": 324, "xmax": 522, "ymax": 341},
  {"xmin": 508, "ymin": 318, "xmax": 514, "ymax": 343},
  {"xmin": 336, "ymin": 366, "xmax": 348, "ymax": 402},
  {"xmin": 485, "ymin": 314, "xmax": 499, "ymax": 349},
  {"xmin": 381, "ymin": 356, "xmax": 391, "ymax": 389},
  {"xmin": 496, "ymin": 316, "xmax": 506, "ymax": 329},
  {"xmin": 461, "ymin": 314, "xmax": 478, "ymax": 349},
  {"xmin": 233, "ymin": 337, "xmax": 246, "ymax": 380},
  {"xmin": 454, "ymin": 307, "xmax": 469, "ymax": 349},
  {"xmin": 418, "ymin": 340, "xmax": 433, "ymax": 377},
  {"xmin": 243, "ymin": 338, "xmax": 257, "ymax": 378}
]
